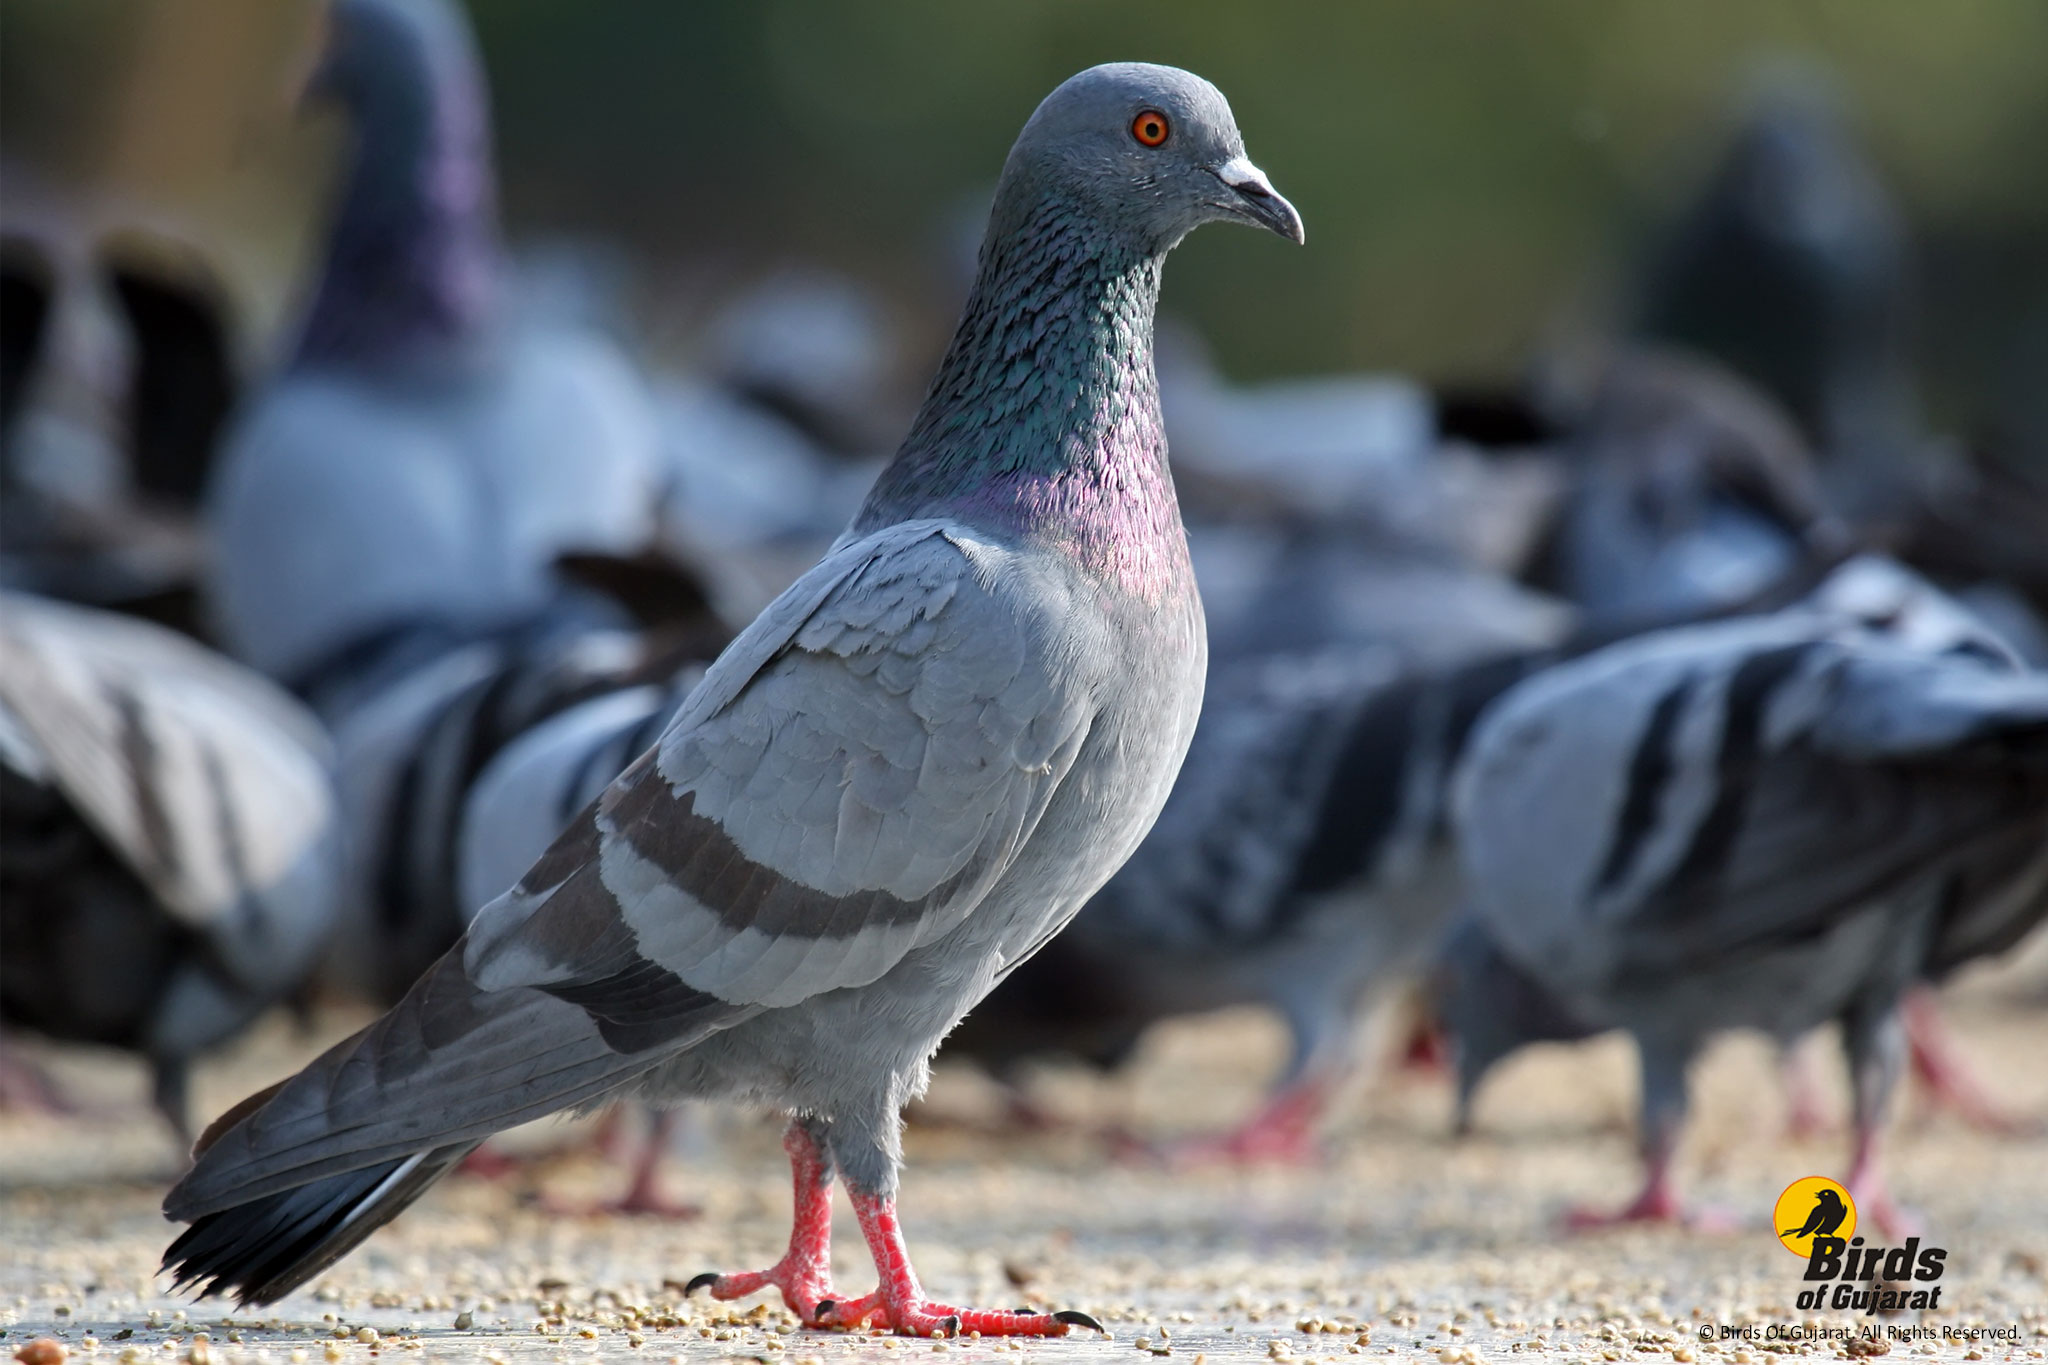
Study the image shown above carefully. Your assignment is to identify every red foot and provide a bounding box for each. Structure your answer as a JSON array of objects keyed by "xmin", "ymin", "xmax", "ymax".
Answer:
[
  {"xmin": 689, "ymin": 1123, "xmax": 839, "ymax": 1319},
  {"xmin": 1903, "ymin": 990, "xmax": 2043, "ymax": 1136},
  {"xmin": 1397, "ymin": 1020, "xmax": 1450, "ymax": 1076},
  {"xmin": 814, "ymin": 1192, "xmax": 1095, "ymax": 1338},
  {"xmin": 545, "ymin": 1111, "xmax": 700, "ymax": 1219},
  {"xmin": 455, "ymin": 1143, "xmax": 528, "ymax": 1181},
  {"xmin": 0, "ymin": 1048, "xmax": 77, "ymax": 1117},
  {"xmin": 1166, "ymin": 1076, "xmax": 1330, "ymax": 1166},
  {"xmin": 1846, "ymin": 1138, "xmax": 1925, "ymax": 1240},
  {"xmin": 1566, "ymin": 1178, "xmax": 1736, "ymax": 1233}
]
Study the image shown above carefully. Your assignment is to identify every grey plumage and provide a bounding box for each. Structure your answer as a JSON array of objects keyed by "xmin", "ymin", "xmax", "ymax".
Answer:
[
  {"xmin": 1541, "ymin": 349, "xmax": 1842, "ymax": 623},
  {"xmin": 1444, "ymin": 565, "xmax": 2048, "ymax": 1226},
  {"xmin": 0, "ymin": 591, "xmax": 340, "ymax": 1137},
  {"xmin": 163, "ymin": 61, "xmax": 1300, "ymax": 1333},
  {"xmin": 204, "ymin": 0, "xmax": 665, "ymax": 702}
]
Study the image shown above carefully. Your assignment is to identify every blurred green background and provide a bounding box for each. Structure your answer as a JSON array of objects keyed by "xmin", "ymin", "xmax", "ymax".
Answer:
[{"xmin": 4, "ymin": 0, "xmax": 2045, "ymax": 427}]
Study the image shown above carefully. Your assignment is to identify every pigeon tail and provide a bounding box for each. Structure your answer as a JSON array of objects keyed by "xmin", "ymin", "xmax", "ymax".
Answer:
[
  {"xmin": 161, "ymin": 946, "xmax": 670, "ymax": 1302},
  {"xmin": 162, "ymin": 1141, "xmax": 476, "ymax": 1306}
]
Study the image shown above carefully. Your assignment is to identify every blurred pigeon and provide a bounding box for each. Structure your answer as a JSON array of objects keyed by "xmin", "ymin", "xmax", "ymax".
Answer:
[
  {"xmin": 160, "ymin": 61, "xmax": 1302, "ymax": 1335},
  {"xmin": 0, "ymin": 222, "xmax": 218, "ymax": 628},
  {"xmin": 0, "ymin": 592, "xmax": 341, "ymax": 1139},
  {"xmin": 1538, "ymin": 348, "xmax": 1845, "ymax": 622},
  {"xmin": 205, "ymin": 0, "xmax": 668, "ymax": 706},
  {"xmin": 1445, "ymin": 570, "xmax": 2048, "ymax": 1233},
  {"xmin": 708, "ymin": 269, "xmax": 907, "ymax": 459},
  {"xmin": 1634, "ymin": 68, "xmax": 1921, "ymax": 520},
  {"xmin": 1194, "ymin": 521, "xmax": 1576, "ymax": 669}
]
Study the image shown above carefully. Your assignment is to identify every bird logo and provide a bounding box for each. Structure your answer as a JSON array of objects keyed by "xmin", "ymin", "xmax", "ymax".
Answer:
[{"xmin": 1773, "ymin": 1176, "xmax": 1857, "ymax": 1257}]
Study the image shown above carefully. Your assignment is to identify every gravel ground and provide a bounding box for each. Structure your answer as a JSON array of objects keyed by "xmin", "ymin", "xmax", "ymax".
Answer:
[{"xmin": 5, "ymin": 949, "xmax": 2047, "ymax": 1365}]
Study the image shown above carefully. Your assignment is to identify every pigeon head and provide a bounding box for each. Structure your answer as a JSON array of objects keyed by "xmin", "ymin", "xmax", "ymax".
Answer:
[
  {"xmin": 860, "ymin": 64, "xmax": 1300, "ymax": 592},
  {"xmin": 1436, "ymin": 918, "xmax": 1600, "ymax": 1134},
  {"xmin": 992, "ymin": 63, "xmax": 1303, "ymax": 253},
  {"xmin": 294, "ymin": 0, "xmax": 501, "ymax": 369}
]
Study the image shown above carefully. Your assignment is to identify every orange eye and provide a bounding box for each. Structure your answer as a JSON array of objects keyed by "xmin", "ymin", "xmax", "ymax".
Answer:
[{"xmin": 1131, "ymin": 109, "xmax": 1170, "ymax": 147}]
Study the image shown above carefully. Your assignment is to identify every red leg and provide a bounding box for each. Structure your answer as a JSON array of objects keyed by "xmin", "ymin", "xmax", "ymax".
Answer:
[
  {"xmin": 545, "ymin": 1110, "xmax": 702, "ymax": 1219},
  {"xmin": 813, "ymin": 1190, "xmax": 1100, "ymax": 1338},
  {"xmin": 0, "ymin": 1045, "xmax": 77, "ymax": 1118},
  {"xmin": 1902, "ymin": 989, "xmax": 2041, "ymax": 1136},
  {"xmin": 686, "ymin": 1121, "xmax": 839, "ymax": 1319},
  {"xmin": 1566, "ymin": 1131, "xmax": 1734, "ymax": 1232},
  {"xmin": 1845, "ymin": 1115, "xmax": 1924, "ymax": 1239},
  {"xmin": 1780, "ymin": 1037, "xmax": 1834, "ymax": 1141},
  {"xmin": 1167, "ymin": 1073, "xmax": 1330, "ymax": 1166},
  {"xmin": 1397, "ymin": 1017, "xmax": 1450, "ymax": 1077}
]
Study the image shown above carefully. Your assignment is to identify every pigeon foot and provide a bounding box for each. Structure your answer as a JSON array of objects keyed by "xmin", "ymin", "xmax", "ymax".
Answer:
[
  {"xmin": 542, "ymin": 1111, "xmax": 701, "ymax": 1219},
  {"xmin": 1167, "ymin": 1074, "xmax": 1330, "ymax": 1166},
  {"xmin": 1566, "ymin": 1178, "xmax": 1736, "ymax": 1232},
  {"xmin": 688, "ymin": 1122, "xmax": 837, "ymax": 1318},
  {"xmin": 818, "ymin": 1189, "xmax": 1090, "ymax": 1337},
  {"xmin": 1903, "ymin": 989, "xmax": 2043, "ymax": 1136}
]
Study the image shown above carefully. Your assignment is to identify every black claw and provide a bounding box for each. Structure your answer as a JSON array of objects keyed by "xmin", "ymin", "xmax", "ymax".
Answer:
[
  {"xmin": 1014, "ymin": 1306, "xmax": 1035, "ymax": 1314},
  {"xmin": 1054, "ymin": 1310, "xmax": 1105, "ymax": 1333},
  {"xmin": 814, "ymin": 1298, "xmax": 837, "ymax": 1321},
  {"xmin": 683, "ymin": 1272, "xmax": 720, "ymax": 1297},
  {"xmin": 937, "ymin": 1314, "xmax": 962, "ymax": 1338}
]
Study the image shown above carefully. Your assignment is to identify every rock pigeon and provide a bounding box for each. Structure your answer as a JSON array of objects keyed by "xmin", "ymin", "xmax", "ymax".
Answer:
[
  {"xmin": 204, "ymin": 0, "xmax": 666, "ymax": 706},
  {"xmin": 0, "ymin": 591, "xmax": 341, "ymax": 1139},
  {"xmin": 160, "ymin": 62, "xmax": 1303, "ymax": 1336},
  {"xmin": 1633, "ymin": 68, "xmax": 1921, "ymax": 520},
  {"xmin": 0, "ymin": 219, "xmax": 220, "ymax": 629},
  {"xmin": 1443, "ymin": 565, "xmax": 2048, "ymax": 1233},
  {"xmin": 1538, "ymin": 348, "xmax": 1844, "ymax": 623}
]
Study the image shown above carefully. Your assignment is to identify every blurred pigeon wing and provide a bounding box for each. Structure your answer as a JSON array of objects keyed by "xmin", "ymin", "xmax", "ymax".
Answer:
[
  {"xmin": 0, "ymin": 590, "xmax": 336, "ymax": 940},
  {"xmin": 1087, "ymin": 649, "xmax": 1397, "ymax": 950},
  {"xmin": 464, "ymin": 519, "xmax": 1097, "ymax": 1032}
]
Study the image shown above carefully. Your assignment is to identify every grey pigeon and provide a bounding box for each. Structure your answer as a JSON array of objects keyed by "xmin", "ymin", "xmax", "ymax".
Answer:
[
  {"xmin": 0, "ymin": 591, "xmax": 341, "ymax": 1139},
  {"xmin": 1540, "ymin": 348, "xmax": 1844, "ymax": 623},
  {"xmin": 205, "ymin": 0, "xmax": 664, "ymax": 707},
  {"xmin": 1443, "ymin": 565, "xmax": 2048, "ymax": 1233},
  {"xmin": 0, "ymin": 216, "xmax": 223, "ymax": 628},
  {"xmin": 160, "ymin": 62, "xmax": 1302, "ymax": 1336},
  {"xmin": 1633, "ymin": 67, "xmax": 1921, "ymax": 521}
]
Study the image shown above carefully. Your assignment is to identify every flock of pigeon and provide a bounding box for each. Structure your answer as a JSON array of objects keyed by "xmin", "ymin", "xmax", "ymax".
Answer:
[{"xmin": 3, "ymin": 0, "xmax": 2045, "ymax": 1341}]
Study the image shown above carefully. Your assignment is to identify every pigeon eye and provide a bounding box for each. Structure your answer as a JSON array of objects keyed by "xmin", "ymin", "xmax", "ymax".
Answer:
[{"xmin": 1131, "ymin": 110, "xmax": 1170, "ymax": 147}]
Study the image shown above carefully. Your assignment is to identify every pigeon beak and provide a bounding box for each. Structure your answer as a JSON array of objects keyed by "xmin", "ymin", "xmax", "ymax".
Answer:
[{"xmin": 1211, "ymin": 156, "xmax": 1305, "ymax": 245}]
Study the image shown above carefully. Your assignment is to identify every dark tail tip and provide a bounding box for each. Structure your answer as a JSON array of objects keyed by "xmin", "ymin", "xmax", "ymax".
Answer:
[{"xmin": 162, "ymin": 1144, "xmax": 473, "ymax": 1306}]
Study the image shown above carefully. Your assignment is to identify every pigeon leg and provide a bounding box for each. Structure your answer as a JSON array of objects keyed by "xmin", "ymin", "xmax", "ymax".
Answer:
[
  {"xmin": 1901, "ymin": 987, "xmax": 2039, "ymax": 1135},
  {"xmin": 545, "ymin": 1109, "xmax": 702, "ymax": 1219},
  {"xmin": 0, "ymin": 1041, "xmax": 78, "ymax": 1118},
  {"xmin": 1844, "ymin": 1123, "xmax": 1923, "ymax": 1240},
  {"xmin": 1568, "ymin": 1039, "xmax": 1732, "ymax": 1230},
  {"xmin": 1779, "ymin": 1034, "xmax": 1834, "ymax": 1140},
  {"xmin": 1167, "ymin": 1071, "xmax": 1331, "ymax": 1165},
  {"xmin": 151, "ymin": 1056, "xmax": 194, "ymax": 1150},
  {"xmin": 813, "ymin": 1189, "xmax": 1096, "ymax": 1338},
  {"xmin": 1168, "ymin": 998, "xmax": 1344, "ymax": 1165},
  {"xmin": 1843, "ymin": 1003, "xmax": 1922, "ymax": 1238},
  {"xmin": 687, "ymin": 1119, "xmax": 840, "ymax": 1319}
]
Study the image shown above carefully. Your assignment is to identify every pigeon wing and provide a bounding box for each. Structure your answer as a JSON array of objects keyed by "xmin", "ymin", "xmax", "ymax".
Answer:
[
  {"xmin": 1593, "ymin": 638, "xmax": 2048, "ymax": 975},
  {"xmin": 462, "ymin": 518, "xmax": 1099, "ymax": 1044},
  {"xmin": 0, "ymin": 591, "xmax": 338, "ymax": 953}
]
